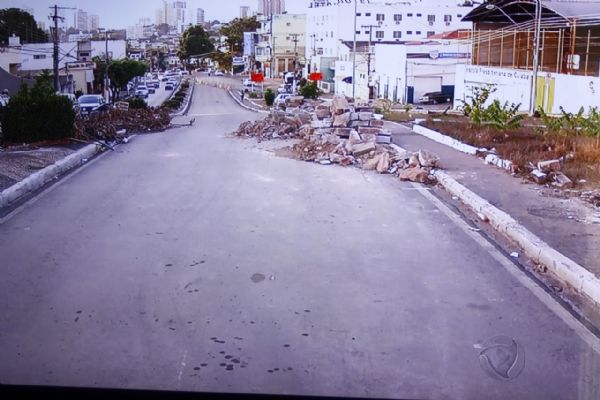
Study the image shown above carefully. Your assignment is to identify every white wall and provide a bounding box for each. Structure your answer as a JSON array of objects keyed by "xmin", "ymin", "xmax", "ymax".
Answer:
[
  {"xmin": 454, "ymin": 64, "xmax": 600, "ymax": 115},
  {"xmin": 374, "ymin": 44, "xmax": 407, "ymax": 102},
  {"xmin": 454, "ymin": 65, "xmax": 533, "ymax": 112}
]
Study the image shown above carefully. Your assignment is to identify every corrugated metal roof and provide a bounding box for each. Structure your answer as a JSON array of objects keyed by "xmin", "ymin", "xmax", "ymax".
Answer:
[{"xmin": 463, "ymin": 0, "xmax": 600, "ymax": 22}]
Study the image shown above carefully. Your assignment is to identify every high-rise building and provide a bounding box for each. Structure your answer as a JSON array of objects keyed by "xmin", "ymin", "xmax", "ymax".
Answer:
[
  {"xmin": 166, "ymin": 1, "xmax": 187, "ymax": 31},
  {"xmin": 240, "ymin": 6, "xmax": 250, "ymax": 18},
  {"xmin": 76, "ymin": 9, "xmax": 88, "ymax": 31},
  {"xmin": 257, "ymin": 0, "xmax": 285, "ymax": 16},
  {"xmin": 197, "ymin": 8, "xmax": 205, "ymax": 25},
  {"xmin": 89, "ymin": 15, "xmax": 99, "ymax": 31},
  {"xmin": 156, "ymin": 8, "xmax": 165, "ymax": 25}
]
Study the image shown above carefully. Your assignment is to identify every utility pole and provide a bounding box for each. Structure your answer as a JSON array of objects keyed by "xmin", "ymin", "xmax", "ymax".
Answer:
[
  {"xmin": 529, "ymin": 0, "xmax": 542, "ymax": 115},
  {"xmin": 49, "ymin": 5, "xmax": 76, "ymax": 92},
  {"xmin": 352, "ymin": 0, "xmax": 357, "ymax": 99},
  {"xmin": 361, "ymin": 23, "xmax": 380, "ymax": 99},
  {"xmin": 289, "ymin": 33, "xmax": 301, "ymax": 72}
]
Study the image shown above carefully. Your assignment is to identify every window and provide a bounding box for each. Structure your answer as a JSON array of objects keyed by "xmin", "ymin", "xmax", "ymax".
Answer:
[
  {"xmin": 416, "ymin": 13, "xmax": 422, "ymax": 17},
  {"xmin": 407, "ymin": 30, "xmax": 413, "ymax": 35},
  {"xmin": 393, "ymin": 31, "xmax": 402, "ymax": 39},
  {"xmin": 428, "ymin": 15, "xmax": 436, "ymax": 24},
  {"xmin": 365, "ymin": 30, "xmax": 370, "ymax": 34},
  {"xmin": 394, "ymin": 14, "xmax": 402, "ymax": 22},
  {"xmin": 286, "ymin": 22, "xmax": 291, "ymax": 26},
  {"xmin": 317, "ymin": 48, "xmax": 323, "ymax": 55},
  {"xmin": 376, "ymin": 14, "xmax": 385, "ymax": 22},
  {"xmin": 356, "ymin": 30, "xmax": 361, "ymax": 34},
  {"xmin": 457, "ymin": 14, "xmax": 463, "ymax": 18},
  {"xmin": 416, "ymin": 31, "xmax": 421, "ymax": 35},
  {"xmin": 356, "ymin": 13, "xmax": 361, "ymax": 16},
  {"xmin": 427, "ymin": 31, "xmax": 435, "ymax": 37},
  {"xmin": 375, "ymin": 31, "xmax": 384, "ymax": 39},
  {"xmin": 33, "ymin": 54, "xmax": 46, "ymax": 59},
  {"xmin": 407, "ymin": 13, "xmax": 413, "ymax": 17},
  {"xmin": 365, "ymin": 12, "xmax": 371, "ymax": 16},
  {"xmin": 444, "ymin": 15, "xmax": 452, "ymax": 23}
]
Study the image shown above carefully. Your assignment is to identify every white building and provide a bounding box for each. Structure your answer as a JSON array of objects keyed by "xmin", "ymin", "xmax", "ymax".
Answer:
[
  {"xmin": 305, "ymin": 0, "xmax": 474, "ymax": 86},
  {"xmin": 255, "ymin": 13, "xmax": 306, "ymax": 78},
  {"xmin": 197, "ymin": 8, "xmax": 205, "ymax": 25},
  {"xmin": 258, "ymin": 0, "xmax": 285, "ymax": 16},
  {"xmin": 374, "ymin": 39, "xmax": 472, "ymax": 104},
  {"xmin": 240, "ymin": 6, "xmax": 251, "ymax": 18},
  {"xmin": 89, "ymin": 15, "xmax": 100, "ymax": 31},
  {"xmin": 76, "ymin": 9, "xmax": 88, "ymax": 32},
  {"xmin": 166, "ymin": 1, "xmax": 187, "ymax": 32}
]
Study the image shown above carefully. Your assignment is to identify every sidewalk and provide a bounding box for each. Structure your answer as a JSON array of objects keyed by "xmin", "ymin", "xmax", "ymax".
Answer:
[{"xmin": 386, "ymin": 121, "xmax": 600, "ymax": 277}]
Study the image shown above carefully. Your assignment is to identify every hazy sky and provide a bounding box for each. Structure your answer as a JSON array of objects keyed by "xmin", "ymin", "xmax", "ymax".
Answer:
[{"xmin": 3, "ymin": 0, "xmax": 308, "ymax": 29}]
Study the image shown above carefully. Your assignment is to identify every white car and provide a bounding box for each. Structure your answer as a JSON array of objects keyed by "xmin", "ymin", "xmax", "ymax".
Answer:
[
  {"xmin": 135, "ymin": 85, "xmax": 149, "ymax": 98},
  {"xmin": 214, "ymin": 70, "xmax": 225, "ymax": 76},
  {"xmin": 242, "ymin": 78, "xmax": 253, "ymax": 87},
  {"xmin": 78, "ymin": 95, "xmax": 107, "ymax": 115},
  {"xmin": 274, "ymin": 93, "xmax": 293, "ymax": 107}
]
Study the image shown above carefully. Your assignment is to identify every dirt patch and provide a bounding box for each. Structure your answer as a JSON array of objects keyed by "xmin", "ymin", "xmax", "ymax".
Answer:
[
  {"xmin": 423, "ymin": 116, "xmax": 600, "ymax": 189},
  {"xmin": 0, "ymin": 146, "xmax": 75, "ymax": 191}
]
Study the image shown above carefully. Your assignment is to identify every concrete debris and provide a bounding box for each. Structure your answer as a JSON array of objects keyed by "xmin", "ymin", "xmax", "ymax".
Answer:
[
  {"xmin": 232, "ymin": 97, "xmax": 442, "ymax": 184},
  {"xmin": 551, "ymin": 172, "xmax": 573, "ymax": 189},
  {"xmin": 532, "ymin": 169, "xmax": 549, "ymax": 184},
  {"xmin": 537, "ymin": 159, "xmax": 561, "ymax": 173},
  {"xmin": 418, "ymin": 149, "xmax": 440, "ymax": 168}
]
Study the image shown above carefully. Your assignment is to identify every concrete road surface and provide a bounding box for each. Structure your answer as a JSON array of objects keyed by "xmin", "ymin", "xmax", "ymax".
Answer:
[
  {"xmin": 147, "ymin": 83, "xmax": 174, "ymax": 108},
  {"xmin": 1, "ymin": 84, "xmax": 600, "ymax": 399}
]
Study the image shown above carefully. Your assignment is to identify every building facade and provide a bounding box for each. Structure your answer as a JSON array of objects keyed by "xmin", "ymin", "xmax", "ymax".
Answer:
[
  {"xmin": 89, "ymin": 15, "xmax": 100, "ymax": 31},
  {"xmin": 76, "ymin": 9, "xmax": 88, "ymax": 32},
  {"xmin": 240, "ymin": 6, "xmax": 251, "ymax": 19},
  {"xmin": 258, "ymin": 0, "xmax": 286, "ymax": 16},
  {"xmin": 197, "ymin": 8, "xmax": 205, "ymax": 25},
  {"xmin": 305, "ymin": 0, "xmax": 474, "ymax": 90},
  {"xmin": 255, "ymin": 13, "xmax": 306, "ymax": 78}
]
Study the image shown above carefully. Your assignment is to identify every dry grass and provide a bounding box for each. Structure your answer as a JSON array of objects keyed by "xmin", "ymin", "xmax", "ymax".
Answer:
[{"xmin": 424, "ymin": 117, "xmax": 600, "ymax": 186}]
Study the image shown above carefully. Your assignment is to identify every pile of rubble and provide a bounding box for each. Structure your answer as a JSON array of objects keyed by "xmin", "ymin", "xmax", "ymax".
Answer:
[
  {"xmin": 74, "ymin": 108, "xmax": 171, "ymax": 143},
  {"xmin": 233, "ymin": 94, "xmax": 440, "ymax": 183}
]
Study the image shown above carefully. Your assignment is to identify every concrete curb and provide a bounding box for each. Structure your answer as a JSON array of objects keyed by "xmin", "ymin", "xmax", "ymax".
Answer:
[
  {"xmin": 432, "ymin": 169, "xmax": 600, "ymax": 307},
  {"xmin": 170, "ymin": 80, "xmax": 195, "ymax": 117},
  {"xmin": 412, "ymin": 124, "xmax": 514, "ymax": 172},
  {"xmin": 227, "ymin": 89, "xmax": 269, "ymax": 114},
  {"xmin": 0, "ymin": 143, "xmax": 101, "ymax": 209},
  {"xmin": 413, "ymin": 124, "xmax": 479, "ymax": 155}
]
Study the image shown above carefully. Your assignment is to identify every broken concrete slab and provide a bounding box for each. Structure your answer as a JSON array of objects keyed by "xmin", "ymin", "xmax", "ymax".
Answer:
[
  {"xmin": 537, "ymin": 159, "xmax": 561, "ymax": 173},
  {"xmin": 376, "ymin": 135, "xmax": 392, "ymax": 144},
  {"xmin": 349, "ymin": 130, "xmax": 362, "ymax": 145},
  {"xmin": 358, "ymin": 127, "xmax": 381, "ymax": 135},
  {"xmin": 370, "ymin": 120, "xmax": 384, "ymax": 127},
  {"xmin": 352, "ymin": 142, "xmax": 376, "ymax": 156},
  {"xmin": 551, "ymin": 172, "xmax": 573, "ymax": 188},
  {"xmin": 333, "ymin": 128, "xmax": 353, "ymax": 138},
  {"xmin": 399, "ymin": 167, "xmax": 430, "ymax": 183},
  {"xmin": 376, "ymin": 152, "xmax": 391, "ymax": 174},
  {"xmin": 331, "ymin": 95, "xmax": 350, "ymax": 115},
  {"xmin": 358, "ymin": 112, "xmax": 374, "ymax": 121},
  {"xmin": 532, "ymin": 169, "xmax": 549, "ymax": 184},
  {"xmin": 333, "ymin": 112, "xmax": 351, "ymax": 127},
  {"xmin": 418, "ymin": 149, "xmax": 440, "ymax": 168},
  {"xmin": 350, "ymin": 120, "xmax": 370, "ymax": 128}
]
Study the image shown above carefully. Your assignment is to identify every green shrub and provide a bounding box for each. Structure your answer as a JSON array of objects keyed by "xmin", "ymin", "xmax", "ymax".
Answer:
[
  {"xmin": 300, "ymin": 81, "xmax": 321, "ymax": 99},
  {"xmin": 249, "ymin": 91, "xmax": 259, "ymax": 99},
  {"xmin": 461, "ymin": 85, "xmax": 523, "ymax": 130},
  {"xmin": 128, "ymin": 98, "xmax": 147, "ymax": 109},
  {"xmin": 264, "ymin": 88, "xmax": 275, "ymax": 106},
  {"xmin": 1, "ymin": 81, "xmax": 74, "ymax": 143}
]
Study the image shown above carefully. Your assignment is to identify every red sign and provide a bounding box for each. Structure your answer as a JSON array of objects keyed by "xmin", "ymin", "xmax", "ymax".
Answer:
[
  {"xmin": 309, "ymin": 72, "xmax": 323, "ymax": 81},
  {"xmin": 251, "ymin": 73, "xmax": 264, "ymax": 83}
]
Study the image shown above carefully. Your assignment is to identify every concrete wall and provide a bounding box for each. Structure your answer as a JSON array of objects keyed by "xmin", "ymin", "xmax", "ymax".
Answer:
[{"xmin": 454, "ymin": 64, "xmax": 600, "ymax": 115}]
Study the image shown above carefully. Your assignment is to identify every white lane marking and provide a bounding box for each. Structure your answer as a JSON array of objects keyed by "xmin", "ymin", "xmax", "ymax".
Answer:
[
  {"xmin": 188, "ymin": 113, "xmax": 234, "ymax": 117},
  {"xmin": 177, "ymin": 350, "xmax": 188, "ymax": 382},
  {"xmin": 413, "ymin": 183, "xmax": 600, "ymax": 354}
]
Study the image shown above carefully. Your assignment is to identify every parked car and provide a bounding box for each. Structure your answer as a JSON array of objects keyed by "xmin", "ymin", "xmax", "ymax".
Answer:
[
  {"xmin": 418, "ymin": 91, "xmax": 452, "ymax": 104},
  {"xmin": 214, "ymin": 70, "xmax": 225, "ymax": 76},
  {"xmin": 0, "ymin": 93, "xmax": 10, "ymax": 107},
  {"xmin": 78, "ymin": 95, "xmax": 107, "ymax": 116},
  {"xmin": 165, "ymin": 83, "xmax": 174, "ymax": 91},
  {"xmin": 274, "ymin": 93, "xmax": 293, "ymax": 107},
  {"xmin": 148, "ymin": 87, "xmax": 156, "ymax": 94},
  {"xmin": 277, "ymin": 84, "xmax": 292, "ymax": 94},
  {"xmin": 242, "ymin": 78, "xmax": 253, "ymax": 87},
  {"xmin": 135, "ymin": 85, "xmax": 149, "ymax": 98}
]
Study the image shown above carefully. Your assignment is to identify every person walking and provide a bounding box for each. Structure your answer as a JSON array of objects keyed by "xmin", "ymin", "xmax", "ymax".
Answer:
[{"xmin": 240, "ymin": 90, "xmax": 245, "ymax": 102}]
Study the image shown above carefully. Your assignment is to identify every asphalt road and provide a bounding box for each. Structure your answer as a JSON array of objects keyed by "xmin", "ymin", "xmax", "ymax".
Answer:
[{"xmin": 1, "ymin": 84, "xmax": 600, "ymax": 399}]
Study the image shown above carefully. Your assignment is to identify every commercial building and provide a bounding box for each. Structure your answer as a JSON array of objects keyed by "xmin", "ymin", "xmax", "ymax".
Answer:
[
  {"xmin": 255, "ymin": 13, "xmax": 306, "ymax": 78},
  {"xmin": 89, "ymin": 15, "xmax": 100, "ymax": 31},
  {"xmin": 197, "ymin": 8, "xmax": 205, "ymax": 25},
  {"xmin": 240, "ymin": 6, "xmax": 251, "ymax": 19},
  {"xmin": 304, "ymin": 0, "xmax": 475, "ymax": 92},
  {"xmin": 76, "ymin": 9, "xmax": 88, "ymax": 32},
  {"xmin": 258, "ymin": 0, "xmax": 285, "ymax": 16},
  {"xmin": 454, "ymin": 0, "xmax": 600, "ymax": 114}
]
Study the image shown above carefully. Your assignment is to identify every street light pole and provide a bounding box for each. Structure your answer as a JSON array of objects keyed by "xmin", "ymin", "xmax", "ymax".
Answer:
[
  {"xmin": 352, "ymin": 0, "xmax": 357, "ymax": 99},
  {"xmin": 529, "ymin": 0, "xmax": 542, "ymax": 115}
]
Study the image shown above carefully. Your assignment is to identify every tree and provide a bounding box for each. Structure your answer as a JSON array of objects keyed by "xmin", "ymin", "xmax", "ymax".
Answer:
[
  {"xmin": 92, "ymin": 56, "xmax": 107, "ymax": 92},
  {"xmin": 219, "ymin": 16, "xmax": 260, "ymax": 55},
  {"xmin": 107, "ymin": 59, "xmax": 147, "ymax": 100},
  {"xmin": 211, "ymin": 51, "xmax": 232, "ymax": 72},
  {"xmin": 0, "ymin": 8, "xmax": 48, "ymax": 44},
  {"xmin": 157, "ymin": 23, "xmax": 170, "ymax": 36},
  {"xmin": 178, "ymin": 25, "xmax": 214, "ymax": 69}
]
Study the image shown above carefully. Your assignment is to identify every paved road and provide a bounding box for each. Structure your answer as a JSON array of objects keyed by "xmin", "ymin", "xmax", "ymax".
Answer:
[
  {"xmin": 1, "ymin": 84, "xmax": 600, "ymax": 399},
  {"xmin": 147, "ymin": 82, "xmax": 176, "ymax": 108}
]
